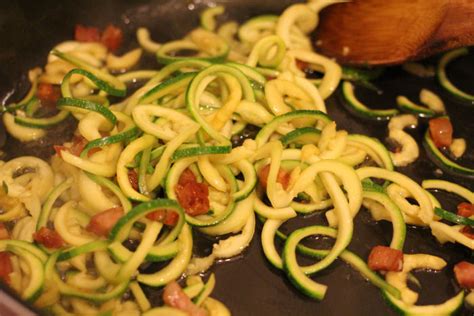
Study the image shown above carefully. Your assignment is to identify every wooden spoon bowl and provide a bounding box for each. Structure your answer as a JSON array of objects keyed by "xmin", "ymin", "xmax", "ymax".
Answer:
[{"xmin": 314, "ymin": 0, "xmax": 474, "ymax": 66}]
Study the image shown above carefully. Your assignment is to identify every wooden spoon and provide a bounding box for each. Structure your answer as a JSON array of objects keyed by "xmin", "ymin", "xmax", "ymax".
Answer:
[{"xmin": 314, "ymin": 0, "xmax": 474, "ymax": 66}]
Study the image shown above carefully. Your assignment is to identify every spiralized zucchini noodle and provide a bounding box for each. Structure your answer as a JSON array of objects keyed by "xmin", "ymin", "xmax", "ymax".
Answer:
[{"xmin": 0, "ymin": 1, "xmax": 472, "ymax": 315}]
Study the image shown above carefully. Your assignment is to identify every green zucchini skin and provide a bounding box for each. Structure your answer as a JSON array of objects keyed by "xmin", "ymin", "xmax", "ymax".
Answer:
[
  {"xmin": 362, "ymin": 189, "xmax": 406, "ymax": 251},
  {"xmin": 37, "ymin": 179, "xmax": 73, "ymax": 231},
  {"xmin": 264, "ymin": 221, "xmax": 401, "ymax": 299},
  {"xmin": 423, "ymin": 130, "xmax": 474, "ymax": 178},
  {"xmin": 139, "ymin": 72, "xmax": 196, "ymax": 104},
  {"xmin": 347, "ymin": 134, "xmax": 394, "ymax": 171},
  {"xmin": 156, "ymin": 42, "xmax": 229, "ymax": 65},
  {"xmin": 81, "ymin": 127, "xmax": 139, "ymax": 157},
  {"xmin": 437, "ymin": 48, "xmax": 474, "ymax": 104},
  {"xmin": 282, "ymin": 226, "xmax": 330, "ymax": 300},
  {"xmin": 6, "ymin": 244, "xmax": 45, "ymax": 302},
  {"xmin": 281, "ymin": 127, "xmax": 321, "ymax": 146},
  {"xmin": 172, "ymin": 145, "xmax": 231, "ymax": 160},
  {"xmin": 14, "ymin": 110, "xmax": 69, "ymax": 129},
  {"xmin": 255, "ymin": 109, "xmax": 332, "ymax": 147},
  {"xmin": 232, "ymin": 160, "xmax": 257, "ymax": 202},
  {"xmin": 52, "ymin": 50, "xmax": 127, "ymax": 97},
  {"xmin": 186, "ymin": 64, "xmax": 255, "ymax": 146},
  {"xmin": 57, "ymin": 240, "xmax": 109, "ymax": 262},
  {"xmin": 382, "ymin": 290, "xmax": 464, "ymax": 316},
  {"xmin": 107, "ymin": 240, "xmax": 179, "ymax": 263},
  {"xmin": 341, "ymin": 81, "xmax": 399, "ymax": 121},
  {"xmin": 434, "ymin": 207, "xmax": 474, "ymax": 226},
  {"xmin": 0, "ymin": 240, "xmax": 48, "ymax": 263},
  {"xmin": 109, "ymin": 199, "xmax": 185, "ymax": 244},
  {"xmin": 396, "ymin": 96, "xmax": 436, "ymax": 118},
  {"xmin": 58, "ymin": 97, "xmax": 117, "ymax": 126}
]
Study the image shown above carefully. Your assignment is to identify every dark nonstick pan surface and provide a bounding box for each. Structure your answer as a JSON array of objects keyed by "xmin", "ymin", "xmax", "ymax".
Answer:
[{"xmin": 0, "ymin": 1, "xmax": 473, "ymax": 315}]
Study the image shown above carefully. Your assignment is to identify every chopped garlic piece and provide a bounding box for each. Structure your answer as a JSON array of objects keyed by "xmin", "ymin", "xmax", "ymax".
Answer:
[{"xmin": 449, "ymin": 138, "xmax": 466, "ymax": 158}]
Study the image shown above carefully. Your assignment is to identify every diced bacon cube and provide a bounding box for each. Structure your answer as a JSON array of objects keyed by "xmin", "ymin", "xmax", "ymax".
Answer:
[
  {"xmin": 53, "ymin": 145, "xmax": 67, "ymax": 158},
  {"xmin": 146, "ymin": 209, "xmax": 179, "ymax": 226},
  {"xmin": 101, "ymin": 25, "xmax": 123, "ymax": 51},
  {"xmin": 37, "ymin": 83, "xmax": 61, "ymax": 104},
  {"xmin": 86, "ymin": 207, "xmax": 124, "ymax": 237},
  {"xmin": 428, "ymin": 117, "xmax": 453, "ymax": 148},
  {"xmin": 0, "ymin": 252, "xmax": 12, "ymax": 284},
  {"xmin": 258, "ymin": 164, "xmax": 291, "ymax": 190},
  {"xmin": 33, "ymin": 227, "xmax": 65, "ymax": 249},
  {"xmin": 175, "ymin": 169, "xmax": 209, "ymax": 216},
  {"xmin": 70, "ymin": 135, "xmax": 88, "ymax": 156},
  {"xmin": 368, "ymin": 245, "xmax": 403, "ymax": 272},
  {"xmin": 457, "ymin": 202, "xmax": 474, "ymax": 218},
  {"xmin": 163, "ymin": 281, "xmax": 208, "ymax": 316},
  {"xmin": 128, "ymin": 169, "xmax": 139, "ymax": 191},
  {"xmin": 454, "ymin": 261, "xmax": 474, "ymax": 289},
  {"xmin": 460, "ymin": 226, "xmax": 474, "ymax": 239},
  {"xmin": 178, "ymin": 168, "xmax": 197, "ymax": 186},
  {"xmin": 75, "ymin": 24, "xmax": 100, "ymax": 42},
  {"xmin": 296, "ymin": 59, "xmax": 310, "ymax": 71}
]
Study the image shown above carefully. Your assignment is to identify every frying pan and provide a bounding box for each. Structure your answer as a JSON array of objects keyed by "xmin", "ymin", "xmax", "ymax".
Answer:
[{"xmin": 0, "ymin": 0, "xmax": 473, "ymax": 315}]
